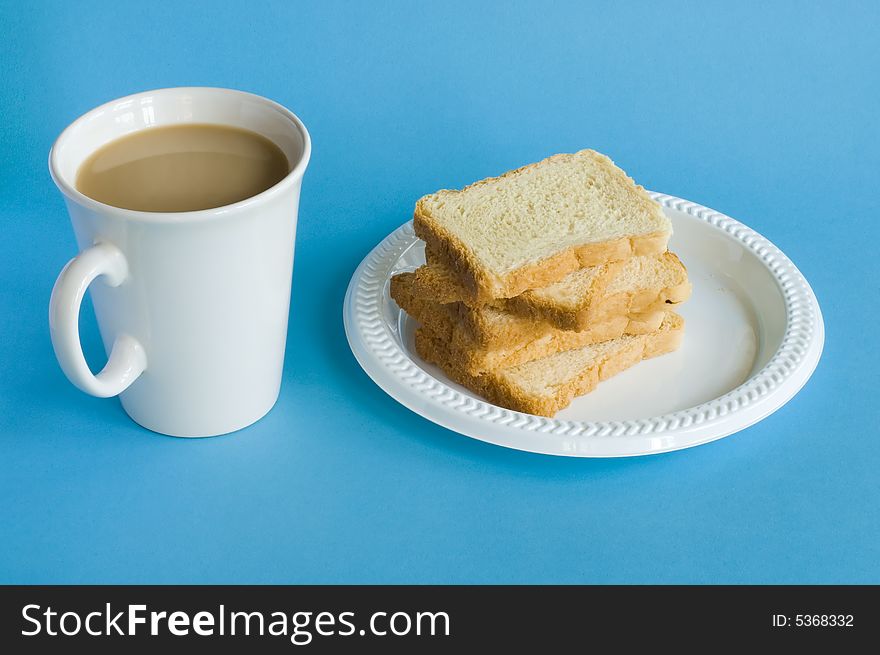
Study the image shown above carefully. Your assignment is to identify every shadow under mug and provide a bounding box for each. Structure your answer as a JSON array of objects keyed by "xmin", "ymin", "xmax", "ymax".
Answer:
[{"xmin": 48, "ymin": 87, "xmax": 311, "ymax": 437}]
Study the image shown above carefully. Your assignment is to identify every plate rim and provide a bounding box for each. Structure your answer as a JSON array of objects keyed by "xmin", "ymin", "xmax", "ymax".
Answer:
[{"xmin": 343, "ymin": 191, "xmax": 825, "ymax": 457}]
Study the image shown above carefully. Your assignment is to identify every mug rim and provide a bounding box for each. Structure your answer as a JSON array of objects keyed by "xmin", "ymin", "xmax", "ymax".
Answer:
[{"xmin": 48, "ymin": 86, "xmax": 312, "ymax": 223}]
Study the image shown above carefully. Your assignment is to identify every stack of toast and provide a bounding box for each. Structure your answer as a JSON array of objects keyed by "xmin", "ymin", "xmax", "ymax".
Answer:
[{"xmin": 391, "ymin": 149, "xmax": 691, "ymax": 417}]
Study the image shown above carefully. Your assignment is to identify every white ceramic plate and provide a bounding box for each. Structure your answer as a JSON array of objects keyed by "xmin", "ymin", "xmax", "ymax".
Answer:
[{"xmin": 344, "ymin": 192, "xmax": 824, "ymax": 457}]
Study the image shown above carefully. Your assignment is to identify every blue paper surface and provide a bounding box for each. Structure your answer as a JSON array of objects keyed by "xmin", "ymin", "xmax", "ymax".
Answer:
[{"xmin": 0, "ymin": 0, "xmax": 878, "ymax": 583}]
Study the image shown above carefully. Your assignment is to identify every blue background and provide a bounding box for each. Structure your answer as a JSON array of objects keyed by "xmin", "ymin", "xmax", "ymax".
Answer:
[{"xmin": 1, "ymin": 0, "xmax": 878, "ymax": 583}]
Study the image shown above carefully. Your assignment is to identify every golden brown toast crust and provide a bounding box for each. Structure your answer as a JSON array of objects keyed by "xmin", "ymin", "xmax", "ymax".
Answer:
[
  {"xmin": 414, "ymin": 313, "xmax": 685, "ymax": 417},
  {"xmin": 409, "ymin": 252, "xmax": 692, "ymax": 333},
  {"xmin": 390, "ymin": 271, "xmax": 665, "ymax": 374},
  {"xmin": 414, "ymin": 219, "xmax": 669, "ymax": 304}
]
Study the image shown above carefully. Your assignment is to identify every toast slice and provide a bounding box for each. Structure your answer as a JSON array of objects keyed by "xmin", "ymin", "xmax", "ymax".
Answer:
[
  {"xmin": 410, "ymin": 251, "xmax": 691, "ymax": 332},
  {"xmin": 508, "ymin": 251, "xmax": 691, "ymax": 330},
  {"xmin": 413, "ymin": 149, "xmax": 671, "ymax": 303},
  {"xmin": 415, "ymin": 313, "xmax": 685, "ymax": 417},
  {"xmin": 391, "ymin": 271, "xmax": 665, "ymax": 373}
]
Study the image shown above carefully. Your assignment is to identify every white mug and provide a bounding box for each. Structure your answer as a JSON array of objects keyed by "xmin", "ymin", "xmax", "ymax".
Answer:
[{"xmin": 48, "ymin": 87, "xmax": 311, "ymax": 437}]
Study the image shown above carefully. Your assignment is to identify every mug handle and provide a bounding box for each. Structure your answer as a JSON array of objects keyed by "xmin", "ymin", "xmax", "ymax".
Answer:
[{"xmin": 49, "ymin": 242, "xmax": 147, "ymax": 397}]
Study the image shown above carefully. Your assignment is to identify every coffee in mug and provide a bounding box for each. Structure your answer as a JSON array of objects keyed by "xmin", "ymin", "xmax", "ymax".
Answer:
[{"xmin": 75, "ymin": 124, "xmax": 290, "ymax": 212}]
